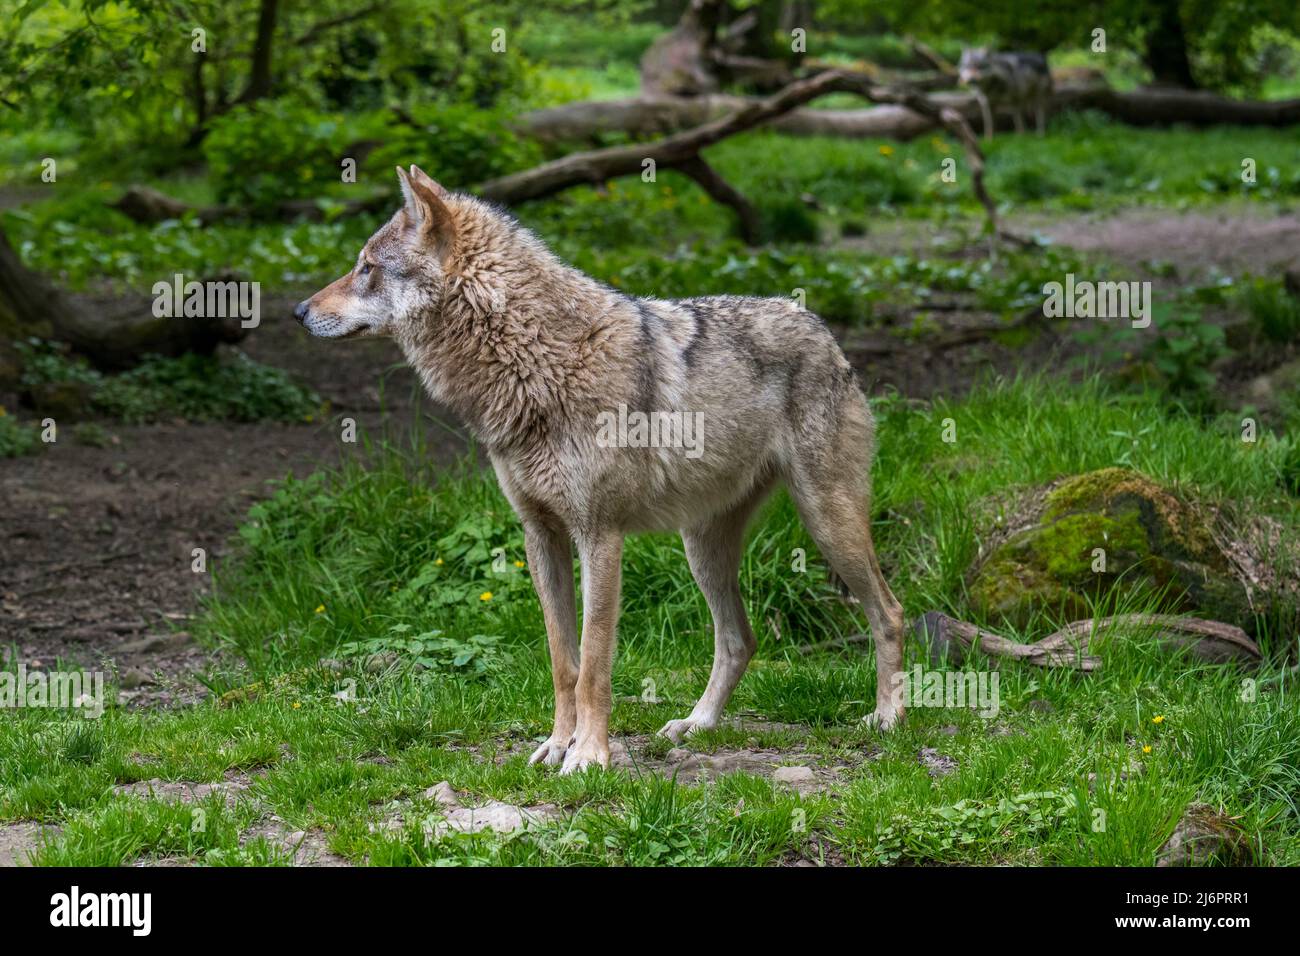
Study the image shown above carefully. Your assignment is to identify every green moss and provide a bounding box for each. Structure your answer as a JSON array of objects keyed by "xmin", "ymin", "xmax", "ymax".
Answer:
[{"xmin": 969, "ymin": 468, "xmax": 1248, "ymax": 628}]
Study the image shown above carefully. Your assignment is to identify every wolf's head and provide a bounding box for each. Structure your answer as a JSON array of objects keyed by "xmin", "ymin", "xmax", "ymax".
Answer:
[
  {"xmin": 294, "ymin": 165, "xmax": 456, "ymax": 340},
  {"xmin": 957, "ymin": 47, "xmax": 991, "ymax": 87}
]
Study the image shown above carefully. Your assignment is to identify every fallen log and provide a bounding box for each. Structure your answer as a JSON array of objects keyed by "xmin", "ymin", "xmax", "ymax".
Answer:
[
  {"xmin": 799, "ymin": 610, "xmax": 1262, "ymax": 672},
  {"xmin": 514, "ymin": 91, "xmax": 944, "ymax": 142},
  {"xmin": 913, "ymin": 611, "xmax": 1261, "ymax": 670},
  {"xmin": 1057, "ymin": 84, "xmax": 1300, "ymax": 126},
  {"xmin": 515, "ymin": 83, "xmax": 1300, "ymax": 143},
  {"xmin": 111, "ymin": 184, "xmax": 391, "ymax": 226},
  {"xmin": 480, "ymin": 70, "xmax": 1011, "ymax": 245},
  {"xmin": 1, "ymin": 224, "xmax": 249, "ymax": 380}
]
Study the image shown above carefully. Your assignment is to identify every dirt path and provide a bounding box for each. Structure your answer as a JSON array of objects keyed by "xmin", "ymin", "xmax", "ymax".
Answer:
[
  {"xmin": 1, "ymin": 299, "xmax": 468, "ymax": 703},
  {"xmin": 1011, "ymin": 203, "xmax": 1300, "ymax": 279}
]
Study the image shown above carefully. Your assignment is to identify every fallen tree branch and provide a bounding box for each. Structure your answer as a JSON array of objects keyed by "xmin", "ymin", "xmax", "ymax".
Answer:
[
  {"xmin": 907, "ymin": 36, "xmax": 958, "ymax": 78},
  {"xmin": 113, "ymin": 69, "xmax": 1014, "ymax": 246},
  {"xmin": 800, "ymin": 611, "xmax": 1263, "ymax": 672},
  {"xmin": 909, "ymin": 611, "xmax": 1260, "ymax": 670},
  {"xmin": 843, "ymin": 304, "xmax": 1054, "ymax": 357},
  {"xmin": 480, "ymin": 69, "xmax": 1014, "ymax": 246},
  {"xmin": 478, "ymin": 68, "xmax": 857, "ymax": 206},
  {"xmin": 110, "ymin": 184, "xmax": 390, "ymax": 226},
  {"xmin": 675, "ymin": 156, "xmax": 761, "ymax": 244}
]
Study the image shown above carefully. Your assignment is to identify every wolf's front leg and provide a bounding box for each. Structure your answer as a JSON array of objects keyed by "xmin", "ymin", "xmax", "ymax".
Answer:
[
  {"xmin": 560, "ymin": 531, "xmax": 624, "ymax": 774},
  {"xmin": 522, "ymin": 521, "xmax": 581, "ymax": 767}
]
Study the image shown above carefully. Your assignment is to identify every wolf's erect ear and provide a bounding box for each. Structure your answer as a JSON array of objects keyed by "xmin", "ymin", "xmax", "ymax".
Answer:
[
  {"xmin": 395, "ymin": 166, "xmax": 456, "ymax": 250},
  {"xmin": 408, "ymin": 165, "xmax": 449, "ymax": 199}
]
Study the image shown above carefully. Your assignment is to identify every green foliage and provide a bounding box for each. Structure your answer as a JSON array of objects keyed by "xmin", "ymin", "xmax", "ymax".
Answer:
[
  {"xmin": 1240, "ymin": 279, "xmax": 1300, "ymax": 344},
  {"xmin": 1077, "ymin": 303, "xmax": 1230, "ymax": 412},
  {"xmin": 204, "ymin": 101, "xmax": 368, "ymax": 212},
  {"xmin": 340, "ymin": 627, "xmax": 511, "ymax": 678},
  {"xmin": 1143, "ymin": 305, "xmax": 1229, "ymax": 406},
  {"xmin": 17, "ymin": 341, "xmax": 321, "ymax": 424},
  {"xmin": 367, "ymin": 103, "xmax": 544, "ymax": 190},
  {"xmin": 756, "ymin": 197, "xmax": 822, "ymax": 244},
  {"xmin": 863, "ymin": 790, "xmax": 1077, "ymax": 864},
  {"xmin": 0, "ymin": 412, "xmax": 41, "ymax": 458}
]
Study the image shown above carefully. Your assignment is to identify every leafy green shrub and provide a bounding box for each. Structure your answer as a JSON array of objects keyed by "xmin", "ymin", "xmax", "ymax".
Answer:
[
  {"xmin": 756, "ymin": 197, "xmax": 821, "ymax": 244},
  {"xmin": 367, "ymin": 103, "xmax": 543, "ymax": 191},
  {"xmin": 18, "ymin": 341, "xmax": 321, "ymax": 424},
  {"xmin": 1241, "ymin": 279, "xmax": 1300, "ymax": 344},
  {"xmin": 0, "ymin": 412, "xmax": 40, "ymax": 457},
  {"xmin": 204, "ymin": 101, "xmax": 372, "ymax": 212},
  {"xmin": 339, "ymin": 627, "xmax": 510, "ymax": 678},
  {"xmin": 1143, "ymin": 305, "xmax": 1229, "ymax": 409}
]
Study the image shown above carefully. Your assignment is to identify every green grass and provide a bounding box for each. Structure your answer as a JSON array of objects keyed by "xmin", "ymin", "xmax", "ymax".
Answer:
[{"xmin": 3, "ymin": 377, "xmax": 1297, "ymax": 866}]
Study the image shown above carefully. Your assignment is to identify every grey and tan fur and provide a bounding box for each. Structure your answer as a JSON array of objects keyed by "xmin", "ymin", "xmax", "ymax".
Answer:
[
  {"xmin": 957, "ymin": 47, "xmax": 1053, "ymax": 140},
  {"xmin": 295, "ymin": 166, "xmax": 907, "ymax": 774}
]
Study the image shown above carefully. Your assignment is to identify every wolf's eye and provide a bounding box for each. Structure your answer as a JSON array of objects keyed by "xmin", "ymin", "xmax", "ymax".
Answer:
[{"xmin": 358, "ymin": 261, "xmax": 372, "ymax": 276}]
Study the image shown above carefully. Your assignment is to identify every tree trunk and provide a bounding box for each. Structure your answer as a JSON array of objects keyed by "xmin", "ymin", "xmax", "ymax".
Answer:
[
  {"xmin": 1143, "ymin": 0, "xmax": 1198, "ymax": 89},
  {"xmin": 0, "ymin": 226, "xmax": 61, "ymax": 391},
  {"xmin": 0, "ymin": 224, "xmax": 249, "ymax": 393},
  {"xmin": 238, "ymin": 0, "xmax": 281, "ymax": 103},
  {"xmin": 640, "ymin": 0, "xmax": 725, "ymax": 96}
]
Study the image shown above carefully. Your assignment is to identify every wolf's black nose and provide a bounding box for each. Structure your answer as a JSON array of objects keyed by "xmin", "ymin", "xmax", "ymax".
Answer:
[{"xmin": 293, "ymin": 300, "xmax": 309, "ymax": 323}]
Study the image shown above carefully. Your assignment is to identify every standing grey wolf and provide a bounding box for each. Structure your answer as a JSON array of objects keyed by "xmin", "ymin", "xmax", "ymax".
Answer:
[
  {"xmin": 957, "ymin": 47, "xmax": 1053, "ymax": 139},
  {"xmin": 294, "ymin": 166, "xmax": 907, "ymax": 774}
]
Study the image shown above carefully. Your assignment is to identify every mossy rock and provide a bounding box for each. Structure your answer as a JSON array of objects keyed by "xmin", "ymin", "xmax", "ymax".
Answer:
[{"xmin": 969, "ymin": 468, "xmax": 1252, "ymax": 628}]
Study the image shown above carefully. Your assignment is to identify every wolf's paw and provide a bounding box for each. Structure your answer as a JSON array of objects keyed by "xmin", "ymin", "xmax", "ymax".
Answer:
[
  {"xmin": 528, "ymin": 734, "xmax": 572, "ymax": 767},
  {"xmin": 863, "ymin": 706, "xmax": 904, "ymax": 732},
  {"xmin": 558, "ymin": 735, "xmax": 610, "ymax": 775},
  {"xmin": 657, "ymin": 716, "xmax": 715, "ymax": 744}
]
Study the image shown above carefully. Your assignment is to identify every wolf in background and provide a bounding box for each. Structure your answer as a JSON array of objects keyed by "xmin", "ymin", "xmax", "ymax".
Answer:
[
  {"xmin": 958, "ymin": 47, "xmax": 1053, "ymax": 139},
  {"xmin": 295, "ymin": 166, "xmax": 907, "ymax": 774}
]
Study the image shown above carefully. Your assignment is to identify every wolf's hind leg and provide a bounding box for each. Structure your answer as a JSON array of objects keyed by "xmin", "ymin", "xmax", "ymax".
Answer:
[
  {"xmin": 787, "ymin": 461, "xmax": 907, "ymax": 731},
  {"xmin": 658, "ymin": 480, "xmax": 770, "ymax": 743},
  {"xmin": 524, "ymin": 520, "xmax": 581, "ymax": 767}
]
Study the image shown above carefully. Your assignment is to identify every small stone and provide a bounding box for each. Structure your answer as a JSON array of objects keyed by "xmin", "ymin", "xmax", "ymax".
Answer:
[
  {"xmin": 1156, "ymin": 804, "xmax": 1249, "ymax": 866},
  {"xmin": 364, "ymin": 651, "xmax": 399, "ymax": 673},
  {"xmin": 1027, "ymin": 699, "xmax": 1055, "ymax": 714},
  {"xmin": 772, "ymin": 765, "xmax": 816, "ymax": 786},
  {"xmin": 129, "ymin": 636, "xmax": 168, "ymax": 654},
  {"xmin": 919, "ymin": 747, "xmax": 958, "ymax": 777},
  {"xmin": 423, "ymin": 781, "xmax": 460, "ymax": 808},
  {"xmin": 118, "ymin": 668, "xmax": 152, "ymax": 689}
]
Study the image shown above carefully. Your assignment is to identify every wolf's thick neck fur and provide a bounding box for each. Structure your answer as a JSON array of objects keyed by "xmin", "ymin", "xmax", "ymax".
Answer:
[{"xmin": 395, "ymin": 196, "xmax": 638, "ymax": 454}]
